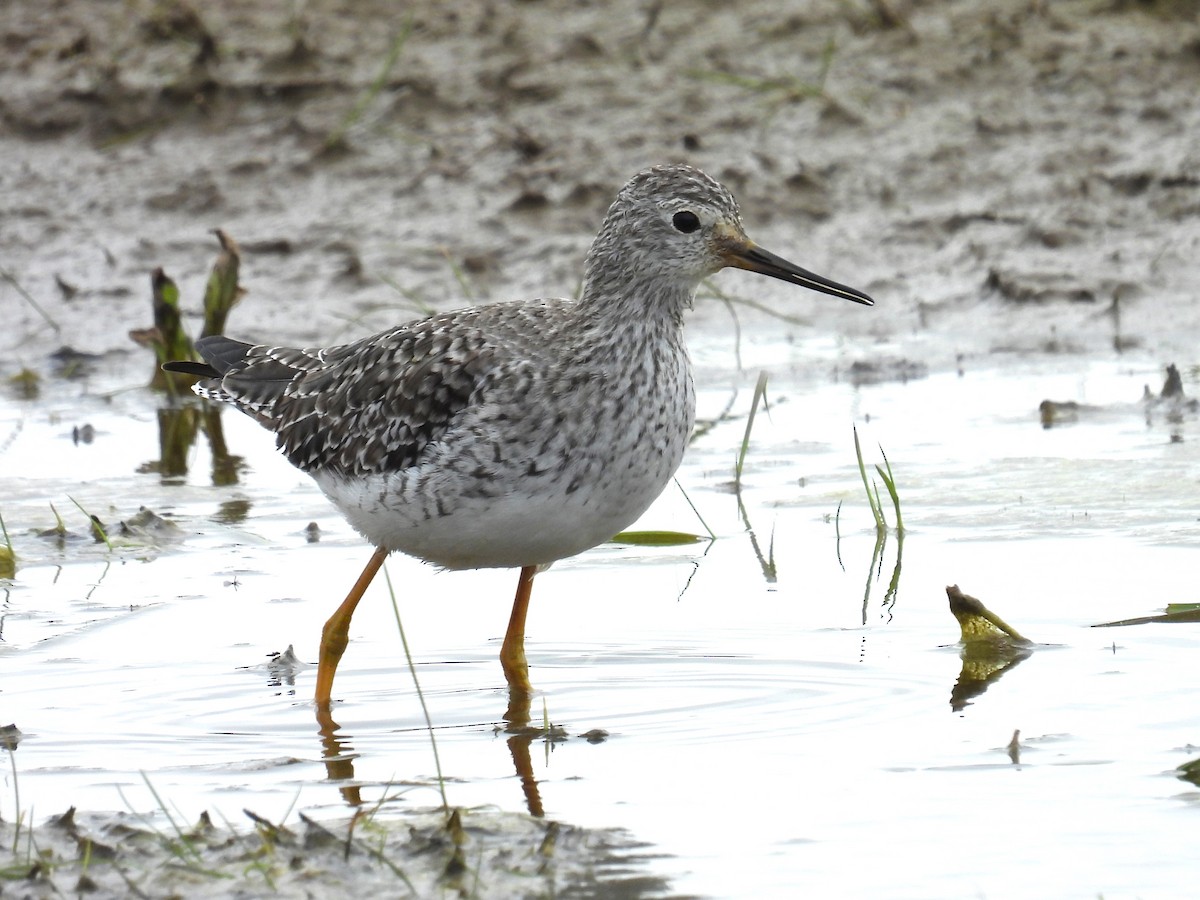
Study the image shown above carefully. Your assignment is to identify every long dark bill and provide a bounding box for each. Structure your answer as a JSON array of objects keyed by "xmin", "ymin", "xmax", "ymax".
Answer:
[{"xmin": 729, "ymin": 243, "xmax": 875, "ymax": 307}]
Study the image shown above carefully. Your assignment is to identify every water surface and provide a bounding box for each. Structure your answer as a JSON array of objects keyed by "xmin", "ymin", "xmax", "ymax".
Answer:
[{"xmin": 2, "ymin": 345, "xmax": 1197, "ymax": 898}]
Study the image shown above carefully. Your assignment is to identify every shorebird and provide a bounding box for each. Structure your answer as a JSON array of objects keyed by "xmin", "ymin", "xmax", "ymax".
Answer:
[{"xmin": 165, "ymin": 164, "xmax": 873, "ymax": 710}]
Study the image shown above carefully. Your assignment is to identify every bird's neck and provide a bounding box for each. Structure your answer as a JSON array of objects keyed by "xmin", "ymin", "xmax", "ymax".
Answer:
[
  {"xmin": 576, "ymin": 261, "xmax": 695, "ymax": 330},
  {"xmin": 569, "ymin": 274, "xmax": 692, "ymax": 373},
  {"xmin": 574, "ymin": 220, "xmax": 700, "ymax": 327}
]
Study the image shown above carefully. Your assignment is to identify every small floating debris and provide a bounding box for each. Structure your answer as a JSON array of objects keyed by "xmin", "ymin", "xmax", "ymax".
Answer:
[
  {"xmin": 1038, "ymin": 399, "xmax": 1088, "ymax": 428},
  {"xmin": 1145, "ymin": 363, "xmax": 1195, "ymax": 408},
  {"xmin": 50, "ymin": 345, "xmax": 103, "ymax": 379},
  {"xmin": 1006, "ymin": 729, "xmax": 1021, "ymax": 765},
  {"xmin": 264, "ymin": 645, "xmax": 308, "ymax": 688},
  {"xmin": 1040, "ymin": 363, "xmax": 1197, "ymax": 429},
  {"xmin": 845, "ymin": 356, "xmax": 928, "ymax": 386},
  {"xmin": 946, "ymin": 584, "xmax": 1034, "ymax": 713},
  {"xmin": 6, "ymin": 367, "xmax": 40, "ymax": 400},
  {"xmin": 947, "ymin": 584, "xmax": 1031, "ymax": 648},
  {"xmin": 0, "ymin": 723, "xmax": 23, "ymax": 751},
  {"xmin": 118, "ymin": 506, "xmax": 184, "ymax": 545},
  {"xmin": 1176, "ymin": 756, "xmax": 1200, "ymax": 788}
]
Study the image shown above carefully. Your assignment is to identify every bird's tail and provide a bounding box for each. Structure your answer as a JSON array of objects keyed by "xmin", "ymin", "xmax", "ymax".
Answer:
[{"xmin": 161, "ymin": 359, "xmax": 220, "ymax": 378}]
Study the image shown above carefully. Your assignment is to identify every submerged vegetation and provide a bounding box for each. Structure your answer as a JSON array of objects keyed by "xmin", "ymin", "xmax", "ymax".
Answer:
[
  {"xmin": 130, "ymin": 229, "xmax": 243, "ymax": 395},
  {"xmin": 0, "ymin": 799, "xmax": 637, "ymax": 898}
]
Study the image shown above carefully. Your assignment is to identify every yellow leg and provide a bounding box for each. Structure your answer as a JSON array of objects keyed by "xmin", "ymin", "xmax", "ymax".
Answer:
[
  {"xmin": 500, "ymin": 565, "xmax": 537, "ymax": 697},
  {"xmin": 315, "ymin": 546, "xmax": 388, "ymax": 709}
]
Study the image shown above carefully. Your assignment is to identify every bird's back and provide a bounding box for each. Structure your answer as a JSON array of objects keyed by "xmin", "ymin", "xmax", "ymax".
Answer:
[{"xmin": 193, "ymin": 298, "xmax": 573, "ymax": 476}]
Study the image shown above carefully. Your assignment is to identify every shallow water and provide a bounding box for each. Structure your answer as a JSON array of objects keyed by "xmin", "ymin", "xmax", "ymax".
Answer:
[{"xmin": 3, "ymin": 340, "xmax": 1198, "ymax": 898}]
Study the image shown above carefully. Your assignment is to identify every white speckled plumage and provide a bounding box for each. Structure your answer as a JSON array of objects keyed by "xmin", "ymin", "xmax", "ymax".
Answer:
[{"xmin": 185, "ymin": 165, "xmax": 873, "ymax": 571}]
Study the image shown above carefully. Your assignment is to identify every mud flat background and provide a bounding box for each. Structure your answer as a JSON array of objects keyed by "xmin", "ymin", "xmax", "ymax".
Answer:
[
  {"xmin": 3, "ymin": 1, "xmax": 1200, "ymax": 897},
  {"xmin": 4, "ymin": 0, "xmax": 1198, "ymax": 364}
]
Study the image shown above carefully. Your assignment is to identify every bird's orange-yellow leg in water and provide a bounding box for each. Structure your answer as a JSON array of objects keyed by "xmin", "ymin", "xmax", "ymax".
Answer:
[
  {"xmin": 317, "ymin": 552, "xmax": 536, "ymax": 708},
  {"xmin": 315, "ymin": 545, "xmax": 389, "ymax": 708},
  {"xmin": 501, "ymin": 566, "xmax": 537, "ymax": 697}
]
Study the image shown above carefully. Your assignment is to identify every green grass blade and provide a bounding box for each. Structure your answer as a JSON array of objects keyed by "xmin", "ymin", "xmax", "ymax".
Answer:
[
  {"xmin": 140, "ymin": 772, "xmax": 200, "ymax": 863},
  {"xmin": 199, "ymin": 231, "xmax": 241, "ymax": 340},
  {"xmin": 875, "ymin": 448, "xmax": 904, "ymax": 534},
  {"xmin": 378, "ymin": 272, "xmax": 437, "ymax": 316},
  {"xmin": 439, "ymin": 247, "xmax": 476, "ymax": 302},
  {"xmin": 324, "ymin": 18, "xmax": 415, "ymax": 152},
  {"xmin": 853, "ymin": 426, "xmax": 885, "ymax": 531},
  {"xmin": 68, "ymin": 496, "xmax": 112, "ymax": 550},
  {"xmin": 0, "ymin": 511, "xmax": 15, "ymax": 578},
  {"xmin": 735, "ymin": 371, "xmax": 769, "ymax": 489},
  {"xmin": 48, "ymin": 501, "xmax": 66, "ymax": 535},
  {"xmin": 1166, "ymin": 602, "xmax": 1200, "ymax": 615},
  {"xmin": 609, "ymin": 530, "xmax": 707, "ymax": 546}
]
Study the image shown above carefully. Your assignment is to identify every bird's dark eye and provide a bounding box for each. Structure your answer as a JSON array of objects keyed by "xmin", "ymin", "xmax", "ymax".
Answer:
[{"xmin": 672, "ymin": 211, "xmax": 701, "ymax": 234}]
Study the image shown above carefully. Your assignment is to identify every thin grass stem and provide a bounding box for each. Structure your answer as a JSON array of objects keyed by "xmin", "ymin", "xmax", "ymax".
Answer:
[
  {"xmin": 7, "ymin": 748, "xmax": 19, "ymax": 855},
  {"xmin": 69, "ymin": 496, "xmax": 112, "ymax": 550},
  {"xmin": 834, "ymin": 500, "xmax": 845, "ymax": 572},
  {"xmin": 438, "ymin": 247, "xmax": 476, "ymax": 302},
  {"xmin": 324, "ymin": 18, "xmax": 414, "ymax": 151},
  {"xmin": 382, "ymin": 563, "xmax": 450, "ymax": 816},
  {"xmin": 0, "ymin": 267, "xmax": 60, "ymax": 333},
  {"xmin": 140, "ymin": 772, "xmax": 201, "ymax": 863},
  {"xmin": 673, "ymin": 477, "xmax": 716, "ymax": 540}
]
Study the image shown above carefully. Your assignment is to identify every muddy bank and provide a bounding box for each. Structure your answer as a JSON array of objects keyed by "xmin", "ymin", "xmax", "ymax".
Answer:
[
  {"xmin": 2, "ymin": 0, "xmax": 1198, "ymax": 377},
  {"xmin": 1, "ymin": 803, "xmax": 674, "ymax": 899}
]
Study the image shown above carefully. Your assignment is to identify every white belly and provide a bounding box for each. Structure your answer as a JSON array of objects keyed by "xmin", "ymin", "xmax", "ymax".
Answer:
[{"xmin": 314, "ymin": 454, "xmax": 677, "ymax": 570}]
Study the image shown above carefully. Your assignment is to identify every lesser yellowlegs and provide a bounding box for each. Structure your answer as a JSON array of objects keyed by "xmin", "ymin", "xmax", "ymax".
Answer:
[{"xmin": 165, "ymin": 164, "xmax": 874, "ymax": 709}]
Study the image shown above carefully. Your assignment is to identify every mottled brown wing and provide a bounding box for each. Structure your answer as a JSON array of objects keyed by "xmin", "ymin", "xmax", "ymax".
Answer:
[{"xmin": 193, "ymin": 325, "xmax": 496, "ymax": 477}]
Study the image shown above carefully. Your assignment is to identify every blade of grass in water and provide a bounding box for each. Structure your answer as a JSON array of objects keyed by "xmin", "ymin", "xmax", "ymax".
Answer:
[
  {"xmin": 383, "ymin": 562, "xmax": 450, "ymax": 816},
  {"xmin": 853, "ymin": 425, "xmax": 886, "ymax": 532},
  {"xmin": 0, "ymin": 511, "xmax": 14, "ymax": 578},
  {"xmin": 609, "ymin": 530, "xmax": 707, "ymax": 546},
  {"xmin": 735, "ymin": 371, "xmax": 769, "ymax": 489},
  {"xmin": 7, "ymin": 744, "xmax": 19, "ymax": 855},
  {"xmin": 875, "ymin": 444, "xmax": 904, "ymax": 534},
  {"xmin": 834, "ymin": 500, "xmax": 845, "ymax": 572},
  {"xmin": 68, "ymin": 496, "xmax": 112, "ymax": 550},
  {"xmin": 674, "ymin": 477, "xmax": 716, "ymax": 540},
  {"xmin": 0, "ymin": 266, "xmax": 60, "ymax": 334},
  {"xmin": 612, "ymin": 478, "xmax": 715, "ymax": 545}
]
